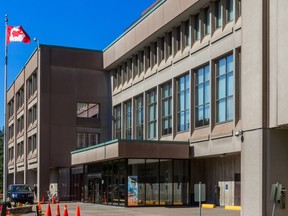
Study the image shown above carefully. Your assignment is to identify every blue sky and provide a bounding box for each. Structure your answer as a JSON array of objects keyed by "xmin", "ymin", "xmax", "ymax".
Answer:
[{"xmin": 0, "ymin": 0, "xmax": 156, "ymax": 127}]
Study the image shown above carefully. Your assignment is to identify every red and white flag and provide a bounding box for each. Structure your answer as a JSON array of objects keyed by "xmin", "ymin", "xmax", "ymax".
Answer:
[{"xmin": 6, "ymin": 25, "xmax": 31, "ymax": 44}]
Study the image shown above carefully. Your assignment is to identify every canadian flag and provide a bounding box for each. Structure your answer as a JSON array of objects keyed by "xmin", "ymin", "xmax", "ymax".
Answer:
[{"xmin": 7, "ymin": 25, "xmax": 31, "ymax": 44}]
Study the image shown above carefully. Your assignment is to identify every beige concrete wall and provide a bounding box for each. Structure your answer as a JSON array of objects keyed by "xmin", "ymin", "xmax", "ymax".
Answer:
[
  {"xmin": 269, "ymin": 0, "xmax": 288, "ymax": 127},
  {"xmin": 104, "ymin": 0, "xmax": 203, "ymax": 69},
  {"xmin": 241, "ymin": 129, "xmax": 264, "ymax": 216}
]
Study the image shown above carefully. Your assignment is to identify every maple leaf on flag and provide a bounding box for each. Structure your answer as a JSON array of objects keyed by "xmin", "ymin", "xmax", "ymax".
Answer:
[{"xmin": 7, "ymin": 25, "xmax": 31, "ymax": 44}]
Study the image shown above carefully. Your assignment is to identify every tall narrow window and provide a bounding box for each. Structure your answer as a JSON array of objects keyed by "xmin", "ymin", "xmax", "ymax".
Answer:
[
  {"xmin": 167, "ymin": 31, "xmax": 172, "ymax": 57},
  {"xmin": 216, "ymin": 0, "xmax": 222, "ymax": 28},
  {"xmin": 27, "ymin": 72, "xmax": 37, "ymax": 99},
  {"xmin": 113, "ymin": 70, "xmax": 118, "ymax": 89},
  {"xmin": 139, "ymin": 51, "xmax": 144, "ymax": 73},
  {"xmin": 184, "ymin": 20, "xmax": 190, "ymax": 47},
  {"xmin": 216, "ymin": 54, "xmax": 234, "ymax": 123},
  {"xmin": 128, "ymin": 59, "xmax": 132, "ymax": 81},
  {"xmin": 147, "ymin": 89, "xmax": 157, "ymax": 139},
  {"xmin": 8, "ymin": 99, "xmax": 14, "ymax": 119},
  {"xmin": 152, "ymin": 41, "xmax": 157, "ymax": 67},
  {"xmin": 123, "ymin": 62, "xmax": 128, "ymax": 83},
  {"xmin": 204, "ymin": 7, "xmax": 210, "ymax": 35},
  {"xmin": 161, "ymin": 82, "xmax": 172, "ymax": 135},
  {"xmin": 135, "ymin": 95, "xmax": 144, "ymax": 140},
  {"xmin": 195, "ymin": 65, "xmax": 210, "ymax": 127},
  {"xmin": 159, "ymin": 37, "xmax": 165, "ymax": 62},
  {"xmin": 177, "ymin": 74, "xmax": 190, "ymax": 131},
  {"xmin": 227, "ymin": 0, "xmax": 234, "ymax": 22},
  {"xmin": 175, "ymin": 26, "xmax": 181, "ymax": 52},
  {"xmin": 194, "ymin": 14, "xmax": 200, "ymax": 41},
  {"xmin": 146, "ymin": 46, "xmax": 151, "ymax": 69},
  {"xmin": 133, "ymin": 55, "xmax": 139, "ymax": 79},
  {"xmin": 124, "ymin": 100, "xmax": 132, "ymax": 139},
  {"xmin": 16, "ymin": 87, "xmax": 24, "ymax": 110},
  {"xmin": 114, "ymin": 105, "xmax": 121, "ymax": 139}
]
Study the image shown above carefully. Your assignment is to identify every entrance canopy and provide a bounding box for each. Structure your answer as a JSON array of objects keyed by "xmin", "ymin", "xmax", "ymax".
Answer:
[{"xmin": 71, "ymin": 139, "xmax": 190, "ymax": 166}]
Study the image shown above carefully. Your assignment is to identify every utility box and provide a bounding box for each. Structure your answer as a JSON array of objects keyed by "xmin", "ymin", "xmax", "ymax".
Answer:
[{"xmin": 219, "ymin": 181, "xmax": 235, "ymax": 206}]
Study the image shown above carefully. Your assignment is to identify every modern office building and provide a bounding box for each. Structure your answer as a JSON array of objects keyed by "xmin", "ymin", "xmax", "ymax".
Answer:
[
  {"xmin": 5, "ymin": 0, "xmax": 288, "ymax": 215},
  {"xmin": 6, "ymin": 45, "xmax": 111, "ymax": 201}
]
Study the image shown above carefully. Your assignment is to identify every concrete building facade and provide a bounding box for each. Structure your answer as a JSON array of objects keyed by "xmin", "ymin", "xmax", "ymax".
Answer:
[
  {"xmin": 6, "ymin": 45, "xmax": 111, "ymax": 201},
  {"xmin": 5, "ymin": 0, "xmax": 288, "ymax": 215}
]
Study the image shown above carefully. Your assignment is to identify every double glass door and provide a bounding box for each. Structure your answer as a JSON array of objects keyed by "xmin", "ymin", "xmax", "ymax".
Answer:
[{"xmin": 88, "ymin": 178, "xmax": 102, "ymax": 204}]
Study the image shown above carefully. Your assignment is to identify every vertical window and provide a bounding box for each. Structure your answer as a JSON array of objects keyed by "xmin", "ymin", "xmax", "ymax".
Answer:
[
  {"xmin": 194, "ymin": 14, "xmax": 200, "ymax": 41},
  {"xmin": 159, "ymin": 37, "xmax": 165, "ymax": 62},
  {"xmin": 133, "ymin": 55, "xmax": 139, "ymax": 79},
  {"xmin": 114, "ymin": 105, "xmax": 121, "ymax": 139},
  {"xmin": 128, "ymin": 59, "xmax": 132, "ymax": 81},
  {"xmin": 124, "ymin": 100, "xmax": 132, "ymax": 139},
  {"xmin": 8, "ymin": 124, "xmax": 14, "ymax": 140},
  {"xmin": 204, "ymin": 7, "xmax": 210, "ymax": 35},
  {"xmin": 167, "ymin": 31, "xmax": 172, "ymax": 57},
  {"xmin": 17, "ymin": 141, "xmax": 24, "ymax": 158},
  {"xmin": 161, "ymin": 82, "xmax": 172, "ymax": 135},
  {"xmin": 195, "ymin": 65, "xmax": 210, "ymax": 127},
  {"xmin": 175, "ymin": 26, "xmax": 181, "ymax": 52},
  {"xmin": 17, "ymin": 115, "xmax": 24, "ymax": 134},
  {"xmin": 152, "ymin": 41, "xmax": 157, "ymax": 67},
  {"xmin": 28, "ymin": 104, "xmax": 37, "ymax": 125},
  {"xmin": 16, "ymin": 87, "xmax": 24, "ymax": 110},
  {"xmin": 184, "ymin": 20, "xmax": 190, "ymax": 47},
  {"xmin": 147, "ymin": 89, "xmax": 157, "ymax": 139},
  {"xmin": 216, "ymin": 0, "xmax": 222, "ymax": 28},
  {"xmin": 146, "ymin": 46, "xmax": 151, "ymax": 69},
  {"xmin": 8, "ymin": 99, "xmax": 14, "ymax": 119},
  {"xmin": 139, "ymin": 51, "xmax": 144, "ymax": 73},
  {"xmin": 28, "ymin": 134, "xmax": 37, "ymax": 154},
  {"xmin": 27, "ymin": 72, "xmax": 37, "ymax": 99},
  {"xmin": 118, "ymin": 65, "xmax": 122, "ymax": 85},
  {"xmin": 177, "ymin": 74, "xmax": 190, "ymax": 131},
  {"xmin": 8, "ymin": 147, "xmax": 14, "ymax": 162},
  {"xmin": 123, "ymin": 62, "xmax": 128, "ymax": 83},
  {"xmin": 135, "ymin": 95, "xmax": 144, "ymax": 140},
  {"xmin": 216, "ymin": 54, "xmax": 234, "ymax": 123},
  {"xmin": 227, "ymin": 0, "xmax": 234, "ymax": 22},
  {"xmin": 76, "ymin": 132, "xmax": 99, "ymax": 149}
]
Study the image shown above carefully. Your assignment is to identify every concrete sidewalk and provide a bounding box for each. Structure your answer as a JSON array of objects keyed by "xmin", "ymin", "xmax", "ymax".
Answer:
[{"xmin": 23, "ymin": 202, "xmax": 241, "ymax": 216}]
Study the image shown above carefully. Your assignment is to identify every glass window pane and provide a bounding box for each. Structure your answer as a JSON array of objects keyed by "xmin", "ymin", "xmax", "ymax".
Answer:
[
  {"xmin": 198, "ymin": 84, "xmax": 204, "ymax": 105},
  {"xmin": 185, "ymin": 90, "xmax": 190, "ymax": 110},
  {"xmin": 197, "ymin": 68, "xmax": 204, "ymax": 84},
  {"xmin": 227, "ymin": 55, "xmax": 233, "ymax": 73},
  {"xmin": 218, "ymin": 59, "xmax": 226, "ymax": 76},
  {"xmin": 204, "ymin": 82, "xmax": 210, "ymax": 104},
  {"xmin": 217, "ymin": 99, "xmax": 226, "ymax": 122},
  {"xmin": 227, "ymin": 72, "xmax": 234, "ymax": 96},
  {"xmin": 217, "ymin": 76, "xmax": 226, "ymax": 99},
  {"xmin": 227, "ymin": 96, "xmax": 233, "ymax": 121}
]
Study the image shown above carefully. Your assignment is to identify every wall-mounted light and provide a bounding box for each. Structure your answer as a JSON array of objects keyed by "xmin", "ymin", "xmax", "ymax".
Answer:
[{"xmin": 234, "ymin": 130, "xmax": 243, "ymax": 137}]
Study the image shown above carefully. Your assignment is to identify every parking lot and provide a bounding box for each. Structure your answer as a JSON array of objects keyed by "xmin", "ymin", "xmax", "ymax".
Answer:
[{"xmin": 23, "ymin": 202, "xmax": 241, "ymax": 216}]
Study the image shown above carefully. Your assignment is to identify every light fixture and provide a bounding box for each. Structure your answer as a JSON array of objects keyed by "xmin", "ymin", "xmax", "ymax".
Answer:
[{"xmin": 234, "ymin": 130, "xmax": 243, "ymax": 137}]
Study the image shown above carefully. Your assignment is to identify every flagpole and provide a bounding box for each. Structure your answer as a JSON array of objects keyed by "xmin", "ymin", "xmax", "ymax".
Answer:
[{"xmin": 2, "ymin": 14, "xmax": 8, "ymax": 213}]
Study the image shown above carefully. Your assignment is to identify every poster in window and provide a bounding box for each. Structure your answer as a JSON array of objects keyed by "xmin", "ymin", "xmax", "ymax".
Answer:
[{"xmin": 128, "ymin": 176, "xmax": 138, "ymax": 206}]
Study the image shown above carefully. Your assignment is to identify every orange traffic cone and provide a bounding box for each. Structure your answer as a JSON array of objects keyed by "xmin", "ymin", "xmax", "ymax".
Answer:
[
  {"xmin": 75, "ymin": 206, "xmax": 80, "ymax": 216},
  {"xmin": 38, "ymin": 201, "xmax": 42, "ymax": 212},
  {"xmin": 45, "ymin": 203, "xmax": 52, "ymax": 216},
  {"xmin": 52, "ymin": 195, "xmax": 55, "ymax": 204},
  {"xmin": 63, "ymin": 204, "xmax": 69, "ymax": 216},
  {"xmin": 55, "ymin": 204, "xmax": 60, "ymax": 216}
]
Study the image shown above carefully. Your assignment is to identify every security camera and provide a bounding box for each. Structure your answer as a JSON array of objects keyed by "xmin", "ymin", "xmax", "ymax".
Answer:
[{"xmin": 235, "ymin": 130, "xmax": 243, "ymax": 137}]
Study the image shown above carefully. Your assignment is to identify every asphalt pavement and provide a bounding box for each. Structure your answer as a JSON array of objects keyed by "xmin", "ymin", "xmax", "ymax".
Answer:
[{"xmin": 20, "ymin": 202, "xmax": 241, "ymax": 216}]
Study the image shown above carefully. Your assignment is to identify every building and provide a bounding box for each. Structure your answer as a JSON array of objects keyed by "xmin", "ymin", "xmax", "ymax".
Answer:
[
  {"xmin": 5, "ymin": 0, "xmax": 288, "ymax": 215},
  {"xmin": 6, "ymin": 45, "xmax": 111, "ymax": 200}
]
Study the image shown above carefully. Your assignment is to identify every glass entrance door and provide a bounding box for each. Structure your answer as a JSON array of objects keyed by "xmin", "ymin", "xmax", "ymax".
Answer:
[{"xmin": 88, "ymin": 178, "xmax": 102, "ymax": 204}]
